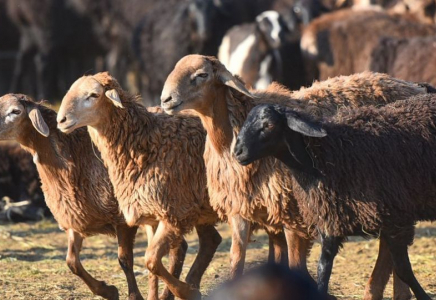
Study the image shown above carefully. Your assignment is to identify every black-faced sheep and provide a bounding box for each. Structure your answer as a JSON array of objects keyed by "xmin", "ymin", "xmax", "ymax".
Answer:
[
  {"xmin": 370, "ymin": 35, "xmax": 436, "ymax": 86},
  {"xmin": 56, "ymin": 72, "xmax": 222, "ymax": 300},
  {"xmin": 300, "ymin": 8, "xmax": 436, "ymax": 81},
  {"xmin": 233, "ymin": 95, "xmax": 436, "ymax": 300},
  {"xmin": 160, "ymin": 54, "xmax": 434, "ymax": 300}
]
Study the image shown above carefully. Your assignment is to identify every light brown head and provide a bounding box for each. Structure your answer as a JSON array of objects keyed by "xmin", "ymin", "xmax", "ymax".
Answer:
[
  {"xmin": 57, "ymin": 72, "xmax": 123, "ymax": 133},
  {"xmin": 161, "ymin": 54, "xmax": 254, "ymax": 115},
  {"xmin": 0, "ymin": 94, "xmax": 49, "ymax": 141}
]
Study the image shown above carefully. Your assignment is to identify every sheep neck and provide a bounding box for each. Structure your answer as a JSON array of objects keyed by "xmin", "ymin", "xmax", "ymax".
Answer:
[{"xmin": 197, "ymin": 86, "xmax": 234, "ymax": 154}]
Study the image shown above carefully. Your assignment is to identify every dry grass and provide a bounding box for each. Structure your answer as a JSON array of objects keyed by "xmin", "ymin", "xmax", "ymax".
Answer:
[{"xmin": 0, "ymin": 220, "xmax": 435, "ymax": 299}]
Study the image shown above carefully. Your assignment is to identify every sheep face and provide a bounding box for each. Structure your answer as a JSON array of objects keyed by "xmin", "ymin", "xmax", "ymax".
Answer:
[
  {"xmin": 161, "ymin": 54, "xmax": 253, "ymax": 115},
  {"xmin": 57, "ymin": 75, "xmax": 118, "ymax": 133},
  {"xmin": 0, "ymin": 94, "xmax": 49, "ymax": 140},
  {"xmin": 234, "ymin": 104, "xmax": 287, "ymax": 166},
  {"xmin": 234, "ymin": 104, "xmax": 326, "ymax": 174}
]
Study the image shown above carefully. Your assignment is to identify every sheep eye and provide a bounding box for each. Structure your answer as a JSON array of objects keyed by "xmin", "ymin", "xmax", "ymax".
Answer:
[
  {"xmin": 88, "ymin": 93, "xmax": 99, "ymax": 99},
  {"xmin": 196, "ymin": 73, "xmax": 208, "ymax": 79},
  {"xmin": 10, "ymin": 109, "xmax": 21, "ymax": 115}
]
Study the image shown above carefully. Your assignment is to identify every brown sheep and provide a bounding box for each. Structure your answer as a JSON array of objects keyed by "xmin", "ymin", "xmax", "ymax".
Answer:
[
  {"xmin": 370, "ymin": 35, "xmax": 436, "ymax": 86},
  {"xmin": 0, "ymin": 94, "xmax": 145, "ymax": 300},
  {"xmin": 56, "ymin": 73, "xmax": 222, "ymax": 300},
  {"xmin": 160, "ymin": 54, "xmax": 433, "ymax": 300},
  {"xmin": 233, "ymin": 95, "xmax": 436, "ymax": 299},
  {"xmin": 301, "ymin": 8, "xmax": 436, "ymax": 81}
]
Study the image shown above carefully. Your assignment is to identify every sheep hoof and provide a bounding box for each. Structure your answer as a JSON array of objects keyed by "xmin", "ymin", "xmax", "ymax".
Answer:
[{"xmin": 99, "ymin": 283, "xmax": 119, "ymax": 300}]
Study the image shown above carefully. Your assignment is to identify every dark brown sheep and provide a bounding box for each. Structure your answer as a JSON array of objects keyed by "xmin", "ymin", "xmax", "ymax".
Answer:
[
  {"xmin": 160, "ymin": 54, "xmax": 433, "ymax": 299},
  {"xmin": 234, "ymin": 95, "xmax": 436, "ymax": 300},
  {"xmin": 370, "ymin": 35, "xmax": 436, "ymax": 86},
  {"xmin": 57, "ymin": 73, "xmax": 222, "ymax": 300},
  {"xmin": 301, "ymin": 8, "xmax": 436, "ymax": 81}
]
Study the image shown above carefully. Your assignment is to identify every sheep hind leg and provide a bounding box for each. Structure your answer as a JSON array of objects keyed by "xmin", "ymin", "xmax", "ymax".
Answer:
[
  {"xmin": 363, "ymin": 237, "xmax": 411, "ymax": 300},
  {"xmin": 160, "ymin": 238, "xmax": 188, "ymax": 300},
  {"xmin": 266, "ymin": 229, "xmax": 288, "ymax": 266},
  {"xmin": 229, "ymin": 215, "xmax": 251, "ymax": 279},
  {"xmin": 284, "ymin": 228, "xmax": 314, "ymax": 277},
  {"xmin": 316, "ymin": 234, "xmax": 343, "ymax": 299},
  {"xmin": 66, "ymin": 229, "xmax": 119, "ymax": 300},
  {"xmin": 116, "ymin": 225, "xmax": 144, "ymax": 300},
  {"xmin": 185, "ymin": 224, "xmax": 222, "ymax": 288},
  {"xmin": 383, "ymin": 232, "xmax": 431, "ymax": 300},
  {"xmin": 145, "ymin": 221, "xmax": 201, "ymax": 300}
]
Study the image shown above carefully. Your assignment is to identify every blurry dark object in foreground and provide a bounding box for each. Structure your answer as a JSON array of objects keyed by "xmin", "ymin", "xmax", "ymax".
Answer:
[{"xmin": 210, "ymin": 263, "xmax": 325, "ymax": 300}]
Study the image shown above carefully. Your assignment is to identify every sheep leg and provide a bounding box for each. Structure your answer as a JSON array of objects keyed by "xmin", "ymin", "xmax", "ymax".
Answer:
[
  {"xmin": 363, "ymin": 238, "xmax": 411, "ymax": 300},
  {"xmin": 116, "ymin": 225, "xmax": 144, "ymax": 300},
  {"xmin": 383, "ymin": 233, "xmax": 430, "ymax": 300},
  {"xmin": 160, "ymin": 239, "xmax": 188, "ymax": 300},
  {"xmin": 145, "ymin": 225, "xmax": 159, "ymax": 300},
  {"xmin": 284, "ymin": 228, "xmax": 313, "ymax": 277},
  {"xmin": 317, "ymin": 234, "xmax": 343, "ymax": 297},
  {"xmin": 185, "ymin": 224, "xmax": 222, "ymax": 288},
  {"xmin": 266, "ymin": 229, "xmax": 288, "ymax": 265},
  {"xmin": 229, "ymin": 215, "xmax": 251, "ymax": 279},
  {"xmin": 10, "ymin": 36, "xmax": 34, "ymax": 93},
  {"xmin": 66, "ymin": 229, "xmax": 119, "ymax": 300},
  {"xmin": 145, "ymin": 221, "xmax": 201, "ymax": 300}
]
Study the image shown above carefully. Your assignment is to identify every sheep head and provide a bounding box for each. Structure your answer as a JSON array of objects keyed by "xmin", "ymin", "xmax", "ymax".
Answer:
[
  {"xmin": 57, "ymin": 72, "xmax": 123, "ymax": 133},
  {"xmin": 161, "ymin": 54, "xmax": 253, "ymax": 116},
  {"xmin": 0, "ymin": 94, "xmax": 49, "ymax": 140},
  {"xmin": 234, "ymin": 104, "xmax": 326, "ymax": 172}
]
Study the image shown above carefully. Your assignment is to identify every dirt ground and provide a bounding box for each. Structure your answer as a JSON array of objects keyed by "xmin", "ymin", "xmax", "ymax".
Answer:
[{"xmin": 0, "ymin": 220, "xmax": 435, "ymax": 300}]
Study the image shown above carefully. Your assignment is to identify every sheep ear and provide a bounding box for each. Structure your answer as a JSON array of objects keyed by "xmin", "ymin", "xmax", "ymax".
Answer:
[
  {"xmin": 27, "ymin": 107, "xmax": 49, "ymax": 137},
  {"xmin": 285, "ymin": 111, "xmax": 327, "ymax": 138},
  {"xmin": 218, "ymin": 68, "xmax": 254, "ymax": 99},
  {"xmin": 105, "ymin": 89, "xmax": 124, "ymax": 108}
]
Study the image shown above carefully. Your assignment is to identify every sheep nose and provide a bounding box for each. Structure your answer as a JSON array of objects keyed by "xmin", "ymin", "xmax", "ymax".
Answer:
[
  {"xmin": 58, "ymin": 116, "xmax": 67, "ymax": 124},
  {"xmin": 162, "ymin": 95, "xmax": 172, "ymax": 104},
  {"xmin": 234, "ymin": 143, "xmax": 244, "ymax": 157}
]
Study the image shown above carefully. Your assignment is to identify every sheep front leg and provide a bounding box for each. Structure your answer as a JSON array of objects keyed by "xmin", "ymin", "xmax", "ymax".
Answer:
[
  {"xmin": 229, "ymin": 215, "xmax": 251, "ymax": 279},
  {"xmin": 185, "ymin": 224, "xmax": 222, "ymax": 288},
  {"xmin": 266, "ymin": 229, "xmax": 288, "ymax": 266},
  {"xmin": 363, "ymin": 238, "xmax": 411, "ymax": 300},
  {"xmin": 66, "ymin": 229, "xmax": 119, "ymax": 300},
  {"xmin": 145, "ymin": 221, "xmax": 201, "ymax": 300},
  {"xmin": 116, "ymin": 225, "xmax": 144, "ymax": 300},
  {"xmin": 145, "ymin": 225, "xmax": 159, "ymax": 300},
  {"xmin": 317, "ymin": 234, "xmax": 343, "ymax": 298}
]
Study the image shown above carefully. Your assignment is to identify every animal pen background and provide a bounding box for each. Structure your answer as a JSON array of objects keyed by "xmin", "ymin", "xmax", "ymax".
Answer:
[{"xmin": 0, "ymin": 0, "xmax": 436, "ymax": 299}]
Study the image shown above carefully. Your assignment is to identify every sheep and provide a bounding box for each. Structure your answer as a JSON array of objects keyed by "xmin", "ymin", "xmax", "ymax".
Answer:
[
  {"xmin": 370, "ymin": 35, "xmax": 436, "ymax": 86},
  {"xmin": 56, "ymin": 72, "xmax": 223, "ymax": 300},
  {"xmin": 218, "ymin": 10, "xmax": 309, "ymax": 91},
  {"xmin": 233, "ymin": 94, "xmax": 436, "ymax": 299},
  {"xmin": 0, "ymin": 94, "xmax": 199, "ymax": 300},
  {"xmin": 160, "ymin": 55, "xmax": 434, "ymax": 300},
  {"xmin": 0, "ymin": 94, "xmax": 147, "ymax": 299},
  {"xmin": 300, "ymin": 8, "xmax": 436, "ymax": 81}
]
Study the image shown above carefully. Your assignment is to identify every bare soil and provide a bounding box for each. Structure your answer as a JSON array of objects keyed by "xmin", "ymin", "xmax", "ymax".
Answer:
[{"xmin": 0, "ymin": 220, "xmax": 435, "ymax": 299}]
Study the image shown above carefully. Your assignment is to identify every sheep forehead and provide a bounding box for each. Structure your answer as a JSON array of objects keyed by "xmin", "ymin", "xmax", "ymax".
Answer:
[
  {"xmin": 174, "ymin": 55, "xmax": 210, "ymax": 76},
  {"xmin": 69, "ymin": 76, "xmax": 103, "ymax": 97},
  {"xmin": 0, "ymin": 94, "xmax": 20, "ymax": 112}
]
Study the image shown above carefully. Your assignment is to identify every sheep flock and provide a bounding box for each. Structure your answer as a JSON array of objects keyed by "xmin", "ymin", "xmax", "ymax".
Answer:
[{"xmin": 1, "ymin": 0, "xmax": 436, "ymax": 299}]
